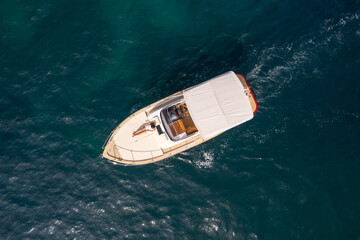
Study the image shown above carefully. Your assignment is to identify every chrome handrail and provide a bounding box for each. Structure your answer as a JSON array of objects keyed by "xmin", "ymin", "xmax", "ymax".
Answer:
[{"xmin": 102, "ymin": 127, "xmax": 116, "ymax": 149}]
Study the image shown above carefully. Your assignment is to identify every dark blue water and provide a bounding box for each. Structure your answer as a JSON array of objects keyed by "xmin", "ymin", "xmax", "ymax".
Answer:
[{"xmin": 1, "ymin": 0, "xmax": 360, "ymax": 239}]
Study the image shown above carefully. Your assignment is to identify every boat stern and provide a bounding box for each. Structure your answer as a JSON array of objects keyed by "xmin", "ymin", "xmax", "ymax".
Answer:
[{"xmin": 236, "ymin": 73, "xmax": 258, "ymax": 113}]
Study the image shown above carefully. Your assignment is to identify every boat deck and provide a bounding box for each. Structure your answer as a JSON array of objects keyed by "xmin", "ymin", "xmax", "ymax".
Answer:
[{"xmin": 103, "ymin": 111, "xmax": 167, "ymax": 161}]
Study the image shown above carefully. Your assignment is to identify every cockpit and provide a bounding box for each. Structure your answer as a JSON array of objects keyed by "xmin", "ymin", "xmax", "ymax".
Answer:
[{"xmin": 160, "ymin": 102, "xmax": 198, "ymax": 141}]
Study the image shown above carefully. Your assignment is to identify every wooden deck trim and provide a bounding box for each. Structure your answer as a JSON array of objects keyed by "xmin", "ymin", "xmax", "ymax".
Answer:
[
  {"xmin": 236, "ymin": 73, "xmax": 258, "ymax": 114},
  {"xmin": 162, "ymin": 134, "xmax": 202, "ymax": 153}
]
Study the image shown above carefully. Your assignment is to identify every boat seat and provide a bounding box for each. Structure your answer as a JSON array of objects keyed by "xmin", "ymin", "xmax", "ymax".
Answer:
[
  {"xmin": 178, "ymin": 120, "xmax": 185, "ymax": 132},
  {"xmin": 186, "ymin": 126, "xmax": 198, "ymax": 135},
  {"xmin": 172, "ymin": 120, "xmax": 186, "ymax": 135}
]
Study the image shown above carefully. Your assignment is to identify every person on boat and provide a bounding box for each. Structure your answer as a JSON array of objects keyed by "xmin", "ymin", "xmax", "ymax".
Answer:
[{"xmin": 132, "ymin": 121, "xmax": 156, "ymax": 137}]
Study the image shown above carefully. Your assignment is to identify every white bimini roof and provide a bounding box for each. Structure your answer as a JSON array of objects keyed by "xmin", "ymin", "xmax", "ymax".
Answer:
[{"xmin": 183, "ymin": 71, "xmax": 253, "ymax": 138}]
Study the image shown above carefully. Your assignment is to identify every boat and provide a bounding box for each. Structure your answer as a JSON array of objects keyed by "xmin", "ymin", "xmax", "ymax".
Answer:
[{"xmin": 101, "ymin": 71, "xmax": 257, "ymax": 166}]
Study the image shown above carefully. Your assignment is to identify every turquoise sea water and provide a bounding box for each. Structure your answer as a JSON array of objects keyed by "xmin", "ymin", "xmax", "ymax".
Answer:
[{"xmin": 1, "ymin": 0, "xmax": 360, "ymax": 239}]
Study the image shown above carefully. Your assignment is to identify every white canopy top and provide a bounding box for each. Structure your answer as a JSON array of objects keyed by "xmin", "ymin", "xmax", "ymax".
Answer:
[{"xmin": 183, "ymin": 71, "xmax": 253, "ymax": 138}]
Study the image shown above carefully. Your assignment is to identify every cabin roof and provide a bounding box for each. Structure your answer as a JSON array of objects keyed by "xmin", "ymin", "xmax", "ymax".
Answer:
[{"xmin": 183, "ymin": 71, "xmax": 253, "ymax": 138}]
